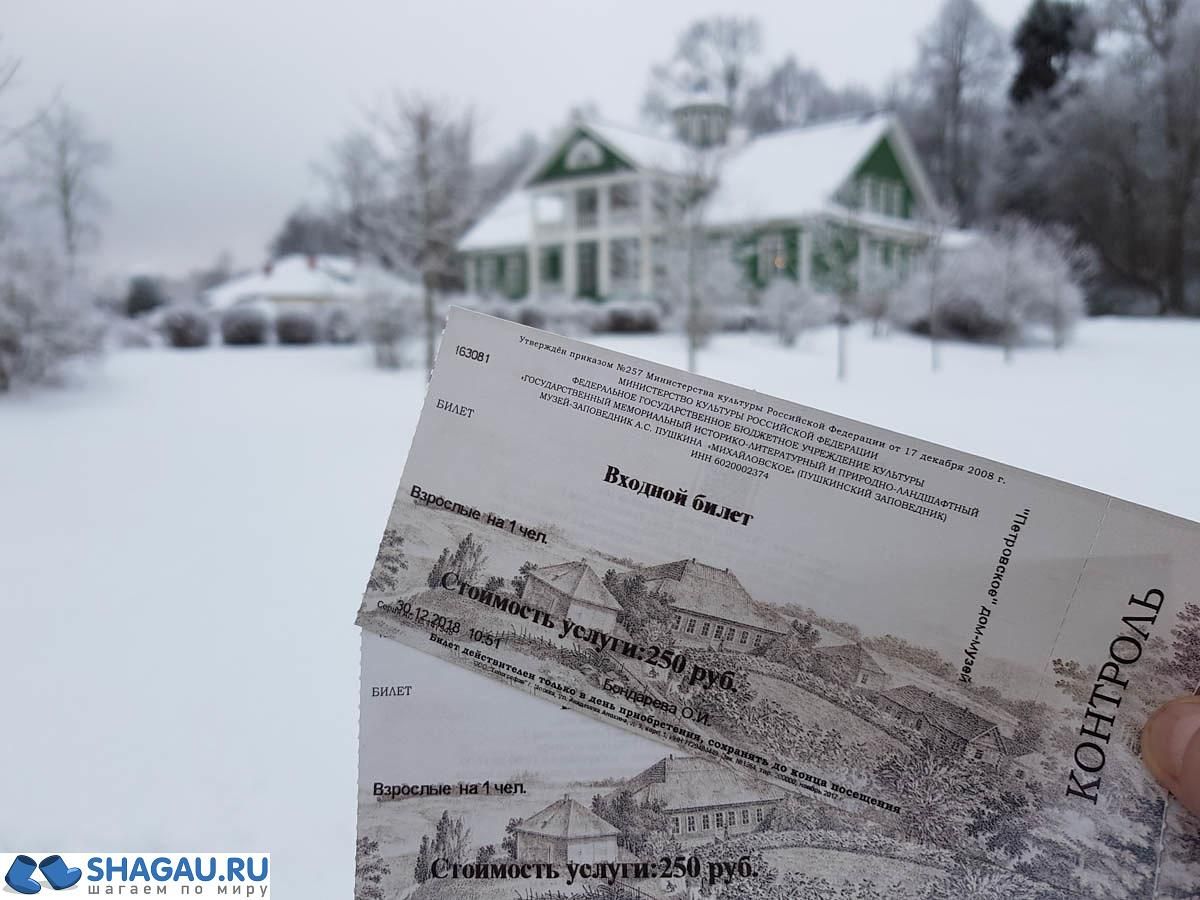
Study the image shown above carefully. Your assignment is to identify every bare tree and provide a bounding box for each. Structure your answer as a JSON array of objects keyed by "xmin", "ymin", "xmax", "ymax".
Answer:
[
  {"xmin": 319, "ymin": 130, "xmax": 384, "ymax": 263},
  {"xmin": 1114, "ymin": 0, "xmax": 1200, "ymax": 315},
  {"xmin": 642, "ymin": 17, "xmax": 763, "ymax": 124},
  {"xmin": 22, "ymin": 100, "xmax": 111, "ymax": 273},
  {"xmin": 743, "ymin": 56, "xmax": 876, "ymax": 135},
  {"xmin": 361, "ymin": 95, "xmax": 476, "ymax": 378},
  {"xmin": 900, "ymin": 0, "xmax": 1007, "ymax": 223}
]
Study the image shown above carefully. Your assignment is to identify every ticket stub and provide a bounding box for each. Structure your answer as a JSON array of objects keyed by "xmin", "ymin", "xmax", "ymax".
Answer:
[{"xmin": 357, "ymin": 307, "xmax": 1200, "ymax": 898}]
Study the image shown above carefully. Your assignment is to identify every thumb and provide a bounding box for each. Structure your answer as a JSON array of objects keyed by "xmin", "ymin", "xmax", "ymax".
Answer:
[{"xmin": 1142, "ymin": 695, "xmax": 1200, "ymax": 816}]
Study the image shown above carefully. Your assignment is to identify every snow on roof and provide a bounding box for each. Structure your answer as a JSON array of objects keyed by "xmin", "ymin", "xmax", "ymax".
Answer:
[
  {"xmin": 619, "ymin": 756, "xmax": 784, "ymax": 812},
  {"xmin": 706, "ymin": 113, "xmax": 892, "ymax": 227},
  {"xmin": 458, "ymin": 190, "xmax": 530, "ymax": 252},
  {"xmin": 204, "ymin": 255, "xmax": 418, "ymax": 310},
  {"xmin": 515, "ymin": 796, "xmax": 620, "ymax": 839},
  {"xmin": 639, "ymin": 559, "xmax": 787, "ymax": 634},
  {"xmin": 527, "ymin": 560, "xmax": 622, "ymax": 613},
  {"xmin": 582, "ymin": 120, "xmax": 694, "ymax": 173}
]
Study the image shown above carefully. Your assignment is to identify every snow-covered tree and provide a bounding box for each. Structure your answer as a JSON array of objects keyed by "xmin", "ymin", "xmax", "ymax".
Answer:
[
  {"xmin": 21, "ymin": 100, "xmax": 111, "ymax": 273},
  {"xmin": 366, "ymin": 527, "xmax": 408, "ymax": 593},
  {"xmin": 743, "ymin": 56, "xmax": 876, "ymax": 135},
  {"xmin": 890, "ymin": 219, "xmax": 1087, "ymax": 351},
  {"xmin": 759, "ymin": 277, "xmax": 836, "ymax": 347},
  {"xmin": 0, "ymin": 239, "xmax": 103, "ymax": 391},
  {"xmin": 642, "ymin": 17, "xmax": 763, "ymax": 124}
]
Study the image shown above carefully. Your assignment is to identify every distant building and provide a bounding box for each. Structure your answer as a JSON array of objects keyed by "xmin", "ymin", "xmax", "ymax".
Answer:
[
  {"xmin": 458, "ymin": 108, "xmax": 954, "ymax": 304},
  {"xmin": 641, "ymin": 558, "xmax": 787, "ymax": 652},
  {"xmin": 524, "ymin": 560, "xmax": 623, "ymax": 633},
  {"xmin": 514, "ymin": 795, "xmax": 620, "ymax": 864},
  {"xmin": 616, "ymin": 755, "xmax": 784, "ymax": 845},
  {"xmin": 204, "ymin": 254, "xmax": 417, "ymax": 312},
  {"xmin": 875, "ymin": 685, "xmax": 1009, "ymax": 765},
  {"xmin": 810, "ymin": 643, "xmax": 889, "ymax": 691}
]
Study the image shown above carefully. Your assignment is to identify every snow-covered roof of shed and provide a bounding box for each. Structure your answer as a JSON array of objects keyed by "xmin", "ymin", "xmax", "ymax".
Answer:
[
  {"xmin": 458, "ymin": 190, "xmax": 530, "ymax": 252},
  {"xmin": 205, "ymin": 254, "xmax": 418, "ymax": 310},
  {"xmin": 705, "ymin": 112, "xmax": 893, "ymax": 227}
]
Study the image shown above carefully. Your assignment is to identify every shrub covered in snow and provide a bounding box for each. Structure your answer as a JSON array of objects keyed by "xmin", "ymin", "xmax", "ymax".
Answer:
[
  {"xmin": 124, "ymin": 275, "xmax": 167, "ymax": 317},
  {"xmin": 592, "ymin": 300, "xmax": 661, "ymax": 334},
  {"xmin": 891, "ymin": 220, "xmax": 1087, "ymax": 347},
  {"xmin": 364, "ymin": 292, "xmax": 415, "ymax": 369},
  {"xmin": 220, "ymin": 306, "xmax": 269, "ymax": 346},
  {"xmin": 163, "ymin": 307, "xmax": 211, "ymax": 348},
  {"xmin": 275, "ymin": 309, "xmax": 319, "ymax": 345},
  {"xmin": 0, "ymin": 243, "xmax": 104, "ymax": 391},
  {"xmin": 322, "ymin": 303, "xmax": 361, "ymax": 344},
  {"xmin": 759, "ymin": 281, "xmax": 836, "ymax": 345}
]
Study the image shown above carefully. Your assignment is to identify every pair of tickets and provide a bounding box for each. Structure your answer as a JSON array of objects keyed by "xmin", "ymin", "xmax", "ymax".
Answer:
[{"xmin": 354, "ymin": 308, "xmax": 1199, "ymax": 899}]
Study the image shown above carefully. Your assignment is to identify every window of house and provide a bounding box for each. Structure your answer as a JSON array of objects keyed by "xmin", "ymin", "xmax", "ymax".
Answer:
[
  {"xmin": 741, "ymin": 809, "xmax": 750, "ymax": 825},
  {"xmin": 739, "ymin": 631, "xmax": 749, "ymax": 644},
  {"xmin": 687, "ymin": 816, "xmax": 696, "ymax": 833},
  {"xmin": 674, "ymin": 614, "xmax": 682, "ymax": 630},
  {"xmin": 700, "ymin": 622, "xmax": 711, "ymax": 637},
  {"xmin": 701, "ymin": 815, "xmax": 710, "ymax": 831},
  {"xmin": 609, "ymin": 182, "xmax": 639, "ymax": 223},
  {"xmin": 672, "ymin": 817, "xmax": 680, "ymax": 834},
  {"xmin": 480, "ymin": 256, "xmax": 499, "ymax": 294},
  {"xmin": 566, "ymin": 138, "xmax": 603, "ymax": 171},
  {"xmin": 540, "ymin": 246, "xmax": 562, "ymax": 285},
  {"xmin": 576, "ymin": 188, "xmax": 598, "ymax": 228},
  {"xmin": 859, "ymin": 674, "xmax": 869, "ymax": 685},
  {"xmin": 974, "ymin": 748, "xmax": 985, "ymax": 760},
  {"xmin": 504, "ymin": 253, "xmax": 524, "ymax": 296},
  {"xmin": 685, "ymin": 618, "xmax": 697, "ymax": 634},
  {"xmin": 755, "ymin": 808, "xmax": 764, "ymax": 823},
  {"xmin": 610, "ymin": 238, "xmax": 640, "ymax": 285},
  {"xmin": 753, "ymin": 634, "xmax": 762, "ymax": 647},
  {"xmin": 713, "ymin": 625, "xmax": 724, "ymax": 640},
  {"xmin": 715, "ymin": 812, "xmax": 724, "ymax": 828},
  {"xmin": 758, "ymin": 232, "xmax": 787, "ymax": 279}
]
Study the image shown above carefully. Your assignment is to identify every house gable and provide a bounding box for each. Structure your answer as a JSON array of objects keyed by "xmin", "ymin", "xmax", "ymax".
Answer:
[{"xmin": 528, "ymin": 127, "xmax": 635, "ymax": 185}]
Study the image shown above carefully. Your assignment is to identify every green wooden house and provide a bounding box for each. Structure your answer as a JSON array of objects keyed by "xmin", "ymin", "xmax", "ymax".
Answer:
[{"xmin": 459, "ymin": 106, "xmax": 947, "ymax": 304}]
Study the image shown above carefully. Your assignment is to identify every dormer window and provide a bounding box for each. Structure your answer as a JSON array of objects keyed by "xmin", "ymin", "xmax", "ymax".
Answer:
[{"xmin": 565, "ymin": 138, "xmax": 603, "ymax": 171}]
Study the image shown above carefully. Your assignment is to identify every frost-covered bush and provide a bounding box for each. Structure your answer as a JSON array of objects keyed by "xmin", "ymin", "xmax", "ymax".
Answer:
[
  {"xmin": 163, "ymin": 307, "xmax": 211, "ymax": 348},
  {"xmin": 364, "ymin": 291, "xmax": 415, "ymax": 369},
  {"xmin": 322, "ymin": 303, "xmax": 361, "ymax": 344},
  {"xmin": 593, "ymin": 300, "xmax": 661, "ymax": 333},
  {"xmin": 124, "ymin": 275, "xmax": 167, "ymax": 317},
  {"xmin": 760, "ymin": 281, "xmax": 837, "ymax": 345},
  {"xmin": 0, "ymin": 243, "xmax": 104, "ymax": 391},
  {"xmin": 892, "ymin": 221, "xmax": 1087, "ymax": 346},
  {"xmin": 275, "ymin": 308, "xmax": 319, "ymax": 345},
  {"xmin": 220, "ymin": 306, "xmax": 269, "ymax": 346}
]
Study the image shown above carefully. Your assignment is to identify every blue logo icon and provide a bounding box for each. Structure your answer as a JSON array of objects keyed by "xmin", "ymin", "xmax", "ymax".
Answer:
[{"xmin": 5, "ymin": 855, "xmax": 82, "ymax": 893}]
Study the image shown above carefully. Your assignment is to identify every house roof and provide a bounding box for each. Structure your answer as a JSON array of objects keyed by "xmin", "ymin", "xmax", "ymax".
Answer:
[
  {"xmin": 880, "ymin": 685, "xmax": 1001, "ymax": 743},
  {"xmin": 527, "ymin": 560, "xmax": 623, "ymax": 613},
  {"xmin": 204, "ymin": 254, "xmax": 418, "ymax": 310},
  {"xmin": 618, "ymin": 756, "xmax": 784, "ymax": 812},
  {"xmin": 459, "ymin": 112, "xmax": 940, "ymax": 254},
  {"xmin": 812, "ymin": 643, "xmax": 886, "ymax": 675},
  {"xmin": 639, "ymin": 559, "xmax": 787, "ymax": 634},
  {"xmin": 516, "ymin": 796, "xmax": 620, "ymax": 840}
]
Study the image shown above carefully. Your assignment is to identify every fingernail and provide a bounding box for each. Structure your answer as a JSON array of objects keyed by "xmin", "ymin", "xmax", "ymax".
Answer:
[{"xmin": 1144, "ymin": 697, "xmax": 1200, "ymax": 785}]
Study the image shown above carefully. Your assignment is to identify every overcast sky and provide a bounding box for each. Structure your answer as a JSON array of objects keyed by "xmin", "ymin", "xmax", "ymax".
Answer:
[{"xmin": 3, "ymin": 0, "xmax": 1030, "ymax": 278}]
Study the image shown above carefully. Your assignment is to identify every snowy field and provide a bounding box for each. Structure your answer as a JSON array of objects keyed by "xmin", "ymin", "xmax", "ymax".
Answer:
[{"xmin": 2, "ymin": 317, "xmax": 1199, "ymax": 897}]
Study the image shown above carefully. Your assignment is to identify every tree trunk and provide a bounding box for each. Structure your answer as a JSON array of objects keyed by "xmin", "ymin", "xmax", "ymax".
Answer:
[
  {"xmin": 423, "ymin": 274, "xmax": 436, "ymax": 381},
  {"xmin": 1162, "ymin": 199, "xmax": 1188, "ymax": 315}
]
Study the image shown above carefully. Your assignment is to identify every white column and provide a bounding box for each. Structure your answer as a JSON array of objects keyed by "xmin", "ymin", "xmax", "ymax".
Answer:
[
  {"xmin": 856, "ymin": 231, "xmax": 868, "ymax": 292},
  {"xmin": 563, "ymin": 191, "xmax": 577, "ymax": 298},
  {"xmin": 528, "ymin": 195, "xmax": 540, "ymax": 301},
  {"xmin": 597, "ymin": 181, "xmax": 611, "ymax": 298},
  {"xmin": 799, "ymin": 229, "xmax": 812, "ymax": 291},
  {"xmin": 639, "ymin": 174, "xmax": 653, "ymax": 297}
]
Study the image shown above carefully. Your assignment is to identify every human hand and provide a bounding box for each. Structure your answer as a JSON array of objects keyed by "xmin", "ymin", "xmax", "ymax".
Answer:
[{"xmin": 1143, "ymin": 696, "xmax": 1200, "ymax": 815}]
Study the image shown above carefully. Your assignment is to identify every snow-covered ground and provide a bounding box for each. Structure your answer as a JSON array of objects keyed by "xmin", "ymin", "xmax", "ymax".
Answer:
[{"xmin": 2, "ymin": 317, "xmax": 1198, "ymax": 897}]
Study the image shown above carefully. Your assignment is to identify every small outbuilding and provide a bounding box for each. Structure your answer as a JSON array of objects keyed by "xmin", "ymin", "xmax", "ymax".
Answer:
[
  {"xmin": 514, "ymin": 795, "xmax": 620, "ymax": 864},
  {"xmin": 810, "ymin": 643, "xmax": 889, "ymax": 691},
  {"xmin": 523, "ymin": 560, "xmax": 623, "ymax": 633}
]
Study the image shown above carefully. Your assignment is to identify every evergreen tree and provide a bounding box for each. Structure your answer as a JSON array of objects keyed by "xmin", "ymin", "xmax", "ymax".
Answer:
[
  {"xmin": 500, "ymin": 817, "xmax": 521, "ymax": 859},
  {"xmin": 354, "ymin": 835, "xmax": 390, "ymax": 899},
  {"xmin": 367, "ymin": 527, "xmax": 408, "ymax": 593},
  {"xmin": 427, "ymin": 547, "xmax": 451, "ymax": 589},
  {"xmin": 1010, "ymin": 0, "xmax": 1093, "ymax": 105},
  {"xmin": 413, "ymin": 834, "xmax": 431, "ymax": 884}
]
